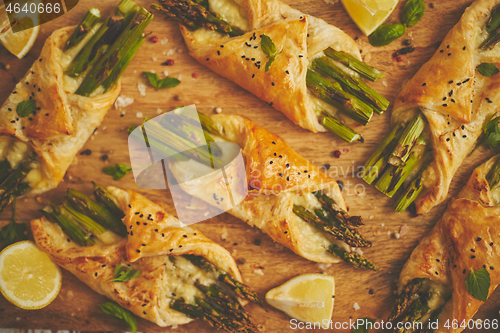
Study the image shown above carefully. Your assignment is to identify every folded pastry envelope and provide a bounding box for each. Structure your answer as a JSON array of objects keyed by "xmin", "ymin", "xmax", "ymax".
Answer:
[
  {"xmin": 168, "ymin": 114, "xmax": 368, "ymax": 265},
  {"xmin": 0, "ymin": 26, "xmax": 120, "ymax": 196},
  {"xmin": 391, "ymin": 0, "xmax": 500, "ymax": 214},
  {"xmin": 390, "ymin": 155, "xmax": 500, "ymax": 332},
  {"xmin": 31, "ymin": 186, "xmax": 247, "ymax": 328},
  {"xmin": 179, "ymin": 0, "xmax": 361, "ymax": 133}
]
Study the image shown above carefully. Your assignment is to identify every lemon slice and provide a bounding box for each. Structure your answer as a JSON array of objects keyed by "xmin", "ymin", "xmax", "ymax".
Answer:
[
  {"xmin": 341, "ymin": 0, "xmax": 399, "ymax": 36},
  {"xmin": 0, "ymin": 241, "xmax": 61, "ymax": 309},
  {"xmin": 265, "ymin": 273, "xmax": 335, "ymax": 328},
  {"xmin": 0, "ymin": 3, "xmax": 40, "ymax": 59}
]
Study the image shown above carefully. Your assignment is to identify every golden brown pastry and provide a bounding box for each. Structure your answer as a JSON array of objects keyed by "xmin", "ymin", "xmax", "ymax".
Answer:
[
  {"xmin": 388, "ymin": 155, "xmax": 500, "ymax": 332},
  {"xmin": 167, "ymin": 114, "xmax": 376, "ymax": 269},
  {"xmin": 0, "ymin": 26, "xmax": 120, "ymax": 196},
  {"xmin": 389, "ymin": 0, "xmax": 500, "ymax": 214},
  {"xmin": 156, "ymin": 0, "xmax": 364, "ymax": 133},
  {"xmin": 31, "ymin": 186, "xmax": 259, "ymax": 331}
]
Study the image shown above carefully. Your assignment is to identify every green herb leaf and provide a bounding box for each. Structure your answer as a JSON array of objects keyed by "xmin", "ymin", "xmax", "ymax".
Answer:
[
  {"xmin": 369, "ymin": 24, "xmax": 407, "ymax": 47},
  {"xmin": 401, "ymin": 0, "xmax": 425, "ymax": 27},
  {"xmin": 474, "ymin": 115, "xmax": 500, "ymax": 154},
  {"xmin": 465, "ymin": 267, "xmax": 490, "ymax": 302},
  {"xmin": 353, "ymin": 318, "xmax": 377, "ymax": 333},
  {"xmin": 103, "ymin": 164, "xmax": 132, "ymax": 181},
  {"xmin": 143, "ymin": 72, "xmax": 180, "ymax": 90},
  {"xmin": 260, "ymin": 34, "xmax": 276, "ymax": 57},
  {"xmin": 260, "ymin": 34, "xmax": 281, "ymax": 72},
  {"xmin": 107, "ymin": 262, "xmax": 141, "ymax": 283},
  {"xmin": 477, "ymin": 63, "xmax": 500, "ymax": 77},
  {"xmin": 100, "ymin": 301, "xmax": 137, "ymax": 333},
  {"xmin": 16, "ymin": 100, "xmax": 37, "ymax": 118}
]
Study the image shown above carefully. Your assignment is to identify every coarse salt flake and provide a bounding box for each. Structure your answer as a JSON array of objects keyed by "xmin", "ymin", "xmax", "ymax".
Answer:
[
  {"xmin": 136, "ymin": 112, "xmax": 143, "ymax": 118},
  {"xmin": 353, "ymin": 302, "xmax": 360, "ymax": 311},
  {"xmin": 114, "ymin": 95, "xmax": 134, "ymax": 109},
  {"xmin": 137, "ymin": 82, "xmax": 147, "ymax": 96},
  {"xmin": 161, "ymin": 37, "xmax": 169, "ymax": 45},
  {"xmin": 253, "ymin": 269, "xmax": 264, "ymax": 276}
]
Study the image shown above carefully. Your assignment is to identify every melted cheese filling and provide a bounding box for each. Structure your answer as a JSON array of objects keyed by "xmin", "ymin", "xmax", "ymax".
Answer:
[
  {"xmin": 0, "ymin": 137, "xmax": 45, "ymax": 190},
  {"xmin": 208, "ymin": 0, "xmax": 249, "ymax": 31},
  {"xmin": 164, "ymin": 256, "xmax": 219, "ymax": 305}
]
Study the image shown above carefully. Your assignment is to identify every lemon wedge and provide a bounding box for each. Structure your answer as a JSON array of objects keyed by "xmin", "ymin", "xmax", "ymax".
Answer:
[
  {"xmin": 0, "ymin": 3, "xmax": 40, "ymax": 59},
  {"xmin": 265, "ymin": 273, "xmax": 335, "ymax": 328},
  {"xmin": 0, "ymin": 241, "xmax": 61, "ymax": 309},
  {"xmin": 341, "ymin": 0, "xmax": 399, "ymax": 36}
]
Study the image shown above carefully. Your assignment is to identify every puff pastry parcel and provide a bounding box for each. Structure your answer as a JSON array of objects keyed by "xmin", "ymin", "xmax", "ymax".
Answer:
[
  {"xmin": 0, "ymin": 27, "xmax": 119, "ymax": 199},
  {"xmin": 154, "ymin": 0, "xmax": 386, "ymax": 140},
  {"xmin": 31, "ymin": 185, "xmax": 259, "ymax": 331},
  {"xmin": 0, "ymin": 2, "xmax": 151, "ymax": 211},
  {"xmin": 388, "ymin": 155, "xmax": 500, "ymax": 332},
  {"xmin": 365, "ymin": 0, "xmax": 500, "ymax": 214},
  {"xmin": 165, "ymin": 114, "xmax": 376, "ymax": 269}
]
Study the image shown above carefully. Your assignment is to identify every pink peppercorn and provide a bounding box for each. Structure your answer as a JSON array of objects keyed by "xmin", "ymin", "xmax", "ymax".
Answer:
[
  {"xmin": 333, "ymin": 150, "xmax": 341, "ymax": 158},
  {"xmin": 396, "ymin": 56, "xmax": 403, "ymax": 62},
  {"xmin": 151, "ymin": 36, "xmax": 158, "ymax": 43},
  {"xmin": 192, "ymin": 73, "xmax": 199, "ymax": 79},
  {"xmin": 166, "ymin": 59, "xmax": 174, "ymax": 66}
]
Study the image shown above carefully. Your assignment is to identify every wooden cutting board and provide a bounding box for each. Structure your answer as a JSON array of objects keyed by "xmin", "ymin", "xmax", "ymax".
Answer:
[{"xmin": 0, "ymin": 0, "xmax": 499, "ymax": 332}]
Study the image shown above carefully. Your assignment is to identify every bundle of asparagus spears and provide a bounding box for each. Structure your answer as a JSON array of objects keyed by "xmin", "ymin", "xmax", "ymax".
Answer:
[
  {"xmin": 0, "ymin": 0, "xmax": 152, "ymax": 213},
  {"xmin": 361, "ymin": 113, "xmax": 432, "ymax": 213},
  {"xmin": 40, "ymin": 183, "xmax": 260, "ymax": 332},
  {"xmin": 130, "ymin": 110, "xmax": 377, "ymax": 270},
  {"xmin": 152, "ymin": 0, "xmax": 388, "ymax": 143}
]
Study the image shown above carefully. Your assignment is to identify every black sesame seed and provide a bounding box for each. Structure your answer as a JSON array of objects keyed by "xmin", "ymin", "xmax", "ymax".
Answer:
[
  {"xmin": 142, "ymin": 243, "xmax": 146, "ymax": 246},
  {"xmin": 463, "ymin": 46, "xmax": 466, "ymax": 50},
  {"xmin": 447, "ymin": 45, "xmax": 450, "ymax": 48},
  {"xmin": 137, "ymin": 249, "xmax": 141, "ymax": 253},
  {"xmin": 435, "ymin": 272, "xmax": 439, "ymax": 275},
  {"xmin": 463, "ymin": 269, "xmax": 466, "ymax": 274},
  {"xmin": 286, "ymin": 70, "xmax": 289, "ymax": 74},
  {"xmin": 95, "ymin": 273, "xmax": 98, "ymax": 277},
  {"xmin": 270, "ymin": 161, "xmax": 273, "ymax": 164},
  {"xmin": 135, "ymin": 212, "xmax": 140, "ymax": 215},
  {"xmin": 453, "ymin": 132, "xmax": 456, "ymax": 136},
  {"xmin": 449, "ymin": 90, "xmax": 453, "ymax": 96},
  {"xmin": 26, "ymin": 82, "xmax": 29, "ymax": 85},
  {"xmin": 462, "ymin": 135, "xmax": 467, "ymax": 138},
  {"xmin": 279, "ymin": 173, "xmax": 283, "ymax": 177},
  {"xmin": 251, "ymin": 58, "xmax": 255, "ymax": 61},
  {"xmin": 254, "ymin": 46, "xmax": 258, "ymax": 49},
  {"xmin": 7, "ymin": 108, "xmax": 11, "ymax": 111},
  {"xmin": 102, "ymin": 264, "xmax": 106, "ymax": 267},
  {"xmin": 436, "ymin": 259, "xmax": 440, "ymax": 262},
  {"xmin": 446, "ymin": 138, "xmax": 450, "ymax": 142},
  {"xmin": 241, "ymin": 55, "xmax": 245, "ymax": 58},
  {"xmin": 471, "ymin": 255, "xmax": 476, "ymax": 259},
  {"xmin": 471, "ymin": 249, "xmax": 475, "ymax": 252},
  {"xmin": 457, "ymin": 82, "xmax": 461, "ymax": 86},
  {"xmin": 477, "ymin": 237, "xmax": 482, "ymax": 241},
  {"xmin": 206, "ymin": 58, "xmax": 209, "ymax": 61},
  {"xmin": 39, "ymin": 58, "xmax": 42, "ymax": 62},
  {"xmin": 252, "ymin": 74, "xmax": 255, "ymax": 78},
  {"xmin": 299, "ymin": 55, "xmax": 303, "ymax": 57},
  {"xmin": 443, "ymin": 104, "xmax": 447, "ymax": 107},
  {"xmin": 274, "ymin": 153, "xmax": 277, "ymax": 156},
  {"xmin": 440, "ymin": 50, "xmax": 444, "ymax": 53},
  {"xmin": 169, "ymin": 249, "xmax": 173, "ymax": 252},
  {"xmin": 154, "ymin": 228, "xmax": 158, "ymax": 232},
  {"xmin": 491, "ymin": 242, "xmax": 494, "ymax": 246},
  {"xmin": 183, "ymin": 235, "xmax": 187, "ymax": 238},
  {"xmin": 286, "ymin": 163, "xmax": 290, "ymax": 168},
  {"xmin": 128, "ymin": 204, "xmax": 132, "ymax": 208},
  {"xmin": 448, "ymin": 53, "xmax": 451, "ymax": 56},
  {"xmin": 443, "ymin": 97, "xmax": 447, "ymax": 101},
  {"xmin": 491, "ymin": 267, "xmax": 495, "ymax": 270},
  {"xmin": 143, "ymin": 311, "xmax": 146, "ymax": 315},
  {"xmin": 179, "ymin": 245, "xmax": 182, "ymax": 248},
  {"xmin": 272, "ymin": 82, "xmax": 275, "ymax": 86},
  {"xmin": 220, "ymin": 45, "xmax": 224, "ymax": 48},
  {"xmin": 13, "ymin": 91, "xmax": 17, "ymax": 94},
  {"xmin": 453, "ymin": 264, "xmax": 457, "ymax": 268},
  {"xmin": 284, "ymin": 231, "xmax": 288, "ymax": 234},
  {"xmin": 130, "ymin": 231, "xmax": 133, "ymax": 235},
  {"xmin": 422, "ymin": 83, "xmax": 426, "ymax": 86},
  {"xmin": 136, "ymin": 222, "xmax": 140, "ymax": 225},
  {"xmin": 484, "ymin": 265, "xmax": 487, "ymax": 269},
  {"xmin": 140, "ymin": 214, "xmax": 143, "ymax": 218},
  {"xmin": 286, "ymin": 176, "xmax": 290, "ymax": 181},
  {"xmin": 451, "ymin": 99, "xmax": 455, "ymax": 103},
  {"xmin": 10, "ymin": 120, "xmax": 15, "ymax": 123}
]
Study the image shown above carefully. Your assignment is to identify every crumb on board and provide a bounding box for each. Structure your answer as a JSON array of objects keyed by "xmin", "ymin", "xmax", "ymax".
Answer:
[{"xmin": 353, "ymin": 302, "xmax": 360, "ymax": 311}]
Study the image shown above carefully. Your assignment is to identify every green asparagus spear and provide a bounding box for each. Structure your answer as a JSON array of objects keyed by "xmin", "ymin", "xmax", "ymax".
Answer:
[
  {"xmin": 306, "ymin": 70, "xmax": 374, "ymax": 126},
  {"xmin": 66, "ymin": 0, "xmax": 140, "ymax": 77},
  {"xmin": 375, "ymin": 136, "xmax": 428, "ymax": 197},
  {"xmin": 0, "ymin": 160, "xmax": 11, "ymax": 184},
  {"xmin": 313, "ymin": 191, "xmax": 364, "ymax": 227},
  {"xmin": 42, "ymin": 205, "xmax": 95, "ymax": 246},
  {"xmin": 328, "ymin": 244, "xmax": 378, "ymax": 270},
  {"xmin": 312, "ymin": 57, "xmax": 389, "ymax": 114},
  {"xmin": 152, "ymin": 0, "xmax": 245, "ymax": 37},
  {"xmin": 323, "ymin": 48, "xmax": 384, "ymax": 82},
  {"xmin": 320, "ymin": 116, "xmax": 364, "ymax": 143},
  {"xmin": 293, "ymin": 205, "xmax": 371, "ymax": 248},
  {"xmin": 393, "ymin": 166, "xmax": 427, "ymax": 213},
  {"xmin": 0, "ymin": 198, "xmax": 27, "ymax": 248},
  {"xmin": 388, "ymin": 114, "xmax": 426, "ymax": 167},
  {"xmin": 0, "ymin": 157, "xmax": 33, "ymax": 212},
  {"xmin": 92, "ymin": 182, "xmax": 125, "ymax": 219},
  {"xmin": 76, "ymin": 8, "xmax": 153, "ymax": 96},
  {"xmin": 64, "ymin": 8, "xmax": 101, "ymax": 51},
  {"xmin": 361, "ymin": 123, "xmax": 404, "ymax": 184},
  {"xmin": 183, "ymin": 254, "xmax": 263, "ymax": 306},
  {"xmin": 66, "ymin": 189, "xmax": 127, "ymax": 237},
  {"xmin": 481, "ymin": 7, "xmax": 500, "ymax": 50},
  {"xmin": 63, "ymin": 201, "xmax": 106, "ymax": 235},
  {"xmin": 387, "ymin": 279, "xmax": 424, "ymax": 322},
  {"xmin": 486, "ymin": 156, "xmax": 500, "ymax": 189}
]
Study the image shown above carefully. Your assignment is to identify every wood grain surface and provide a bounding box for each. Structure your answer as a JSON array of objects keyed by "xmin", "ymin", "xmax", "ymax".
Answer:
[{"xmin": 0, "ymin": 0, "xmax": 499, "ymax": 332}]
